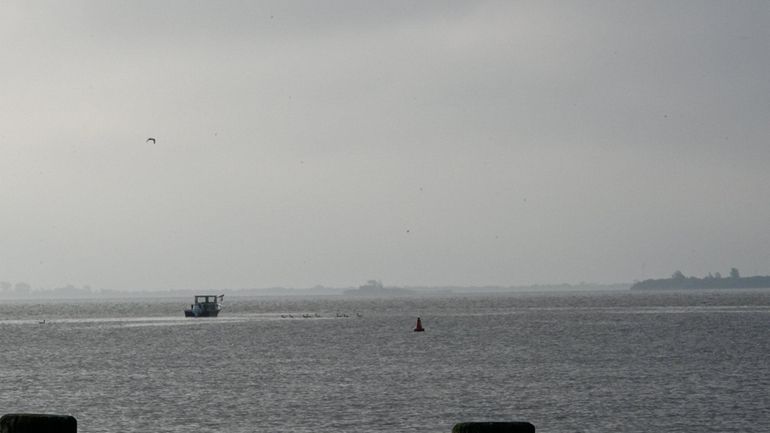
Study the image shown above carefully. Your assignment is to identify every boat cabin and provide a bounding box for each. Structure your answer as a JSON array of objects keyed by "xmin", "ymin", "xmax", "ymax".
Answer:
[{"xmin": 194, "ymin": 295, "xmax": 220, "ymax": 305}]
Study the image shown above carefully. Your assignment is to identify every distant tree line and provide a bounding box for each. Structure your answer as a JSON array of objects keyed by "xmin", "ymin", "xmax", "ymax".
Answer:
[{"xmin": 631, "ymin": 268, "xmax": 770, "ymax": 290}]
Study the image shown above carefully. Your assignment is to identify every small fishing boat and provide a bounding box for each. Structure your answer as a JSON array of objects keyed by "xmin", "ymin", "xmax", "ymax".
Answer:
[{"xmin": 184, "ymin": 294, "xmax": 223, "ymax": 317}]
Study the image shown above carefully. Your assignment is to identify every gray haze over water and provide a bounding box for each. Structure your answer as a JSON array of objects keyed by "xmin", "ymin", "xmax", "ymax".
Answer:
[{"xmin": 2, "ymin": 1, "xmax": 769, "ymax": 290}]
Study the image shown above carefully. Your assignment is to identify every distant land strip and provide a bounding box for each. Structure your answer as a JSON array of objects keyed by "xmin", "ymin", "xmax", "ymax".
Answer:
[{"xmin": 631, "ymin": 272, "xmax": 770, "ymax": 290}]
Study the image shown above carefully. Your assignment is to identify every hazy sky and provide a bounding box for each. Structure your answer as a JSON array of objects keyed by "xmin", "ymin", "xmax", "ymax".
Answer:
[{"xmin": 1, "ymin": 1, "xmax": 769, "ymax": 290}]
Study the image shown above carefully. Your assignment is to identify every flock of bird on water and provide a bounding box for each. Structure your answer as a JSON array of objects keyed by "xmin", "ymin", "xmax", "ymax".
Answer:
[{"xmin": 280, "ymin": 312, "xmax": 363, "ymax": 319}]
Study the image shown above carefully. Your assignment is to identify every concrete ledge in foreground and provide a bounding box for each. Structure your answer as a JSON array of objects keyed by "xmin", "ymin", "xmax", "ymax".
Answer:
[
  {"xmin": 0, "ymin": 414, "xmax": 76, "ymax": 433},
  {"xmin": 452, "ymin": 421, "xmax": 535, "ymax": 433}
]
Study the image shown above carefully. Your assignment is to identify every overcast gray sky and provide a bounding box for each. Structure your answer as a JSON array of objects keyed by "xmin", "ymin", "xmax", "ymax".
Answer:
[{"xmin": 1, "ymin": 1, "xmax": 769, "ymax": 290}]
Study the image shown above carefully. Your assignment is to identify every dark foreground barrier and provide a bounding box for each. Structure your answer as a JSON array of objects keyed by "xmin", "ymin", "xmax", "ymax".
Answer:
[
  {"xmin": 0, "ymin": 414, "xmax": 76, "ymax": 433},
  {"xmin": 452, "ymin": 422, "xmax": 535, "ymax": 433},
  {"xmin": 1, "ymin": 414, "xmax": 534, "ymax": 433}
]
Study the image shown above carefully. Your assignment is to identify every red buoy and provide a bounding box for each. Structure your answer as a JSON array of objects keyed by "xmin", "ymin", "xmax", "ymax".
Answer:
[{"xmin": 414, "ymin": 317, "xmax": 425, "ymax": 332}]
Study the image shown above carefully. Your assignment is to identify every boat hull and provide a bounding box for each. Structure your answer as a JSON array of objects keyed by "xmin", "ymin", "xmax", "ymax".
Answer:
[{"xmin": 184, "ymin": 309, "xmax": 219, "ymax": 317}]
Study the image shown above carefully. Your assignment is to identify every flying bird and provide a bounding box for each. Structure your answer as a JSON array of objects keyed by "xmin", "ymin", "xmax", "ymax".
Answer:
[{"xmin": 146, "ymin": 137, "xmax": 156, "ymax": 144}]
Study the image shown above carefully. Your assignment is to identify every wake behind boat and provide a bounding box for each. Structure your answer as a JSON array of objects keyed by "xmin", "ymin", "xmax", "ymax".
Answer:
[{"xmin": 184, "ymin": 294, "xmax": 224, "ymax": 317}]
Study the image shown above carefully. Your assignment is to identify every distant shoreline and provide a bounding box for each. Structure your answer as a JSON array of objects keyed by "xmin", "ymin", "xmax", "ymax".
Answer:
[{"xmin": 631, "ymin": 274, "xmax": 770, "ymax": 290}]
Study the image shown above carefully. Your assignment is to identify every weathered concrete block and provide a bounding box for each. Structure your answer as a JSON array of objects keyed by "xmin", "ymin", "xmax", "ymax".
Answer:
[
  {"xmin": 0, "ymin": 414, "xmax": 76, "ymax": 433},
  {"xmin": 452, "ymin": 421, "xmax": 535, "ymax": 433}
]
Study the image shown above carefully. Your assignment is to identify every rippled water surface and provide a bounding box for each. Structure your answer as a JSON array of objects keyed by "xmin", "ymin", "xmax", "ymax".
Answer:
[{"xmin": 1, "ymin": 290, "xmax": 768, "ymax": 433}]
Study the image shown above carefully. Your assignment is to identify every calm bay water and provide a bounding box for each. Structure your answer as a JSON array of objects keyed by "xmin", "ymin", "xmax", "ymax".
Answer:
[{"xmin": 0, "ymin": 290, "xmax": 768, "ymax": 433}]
